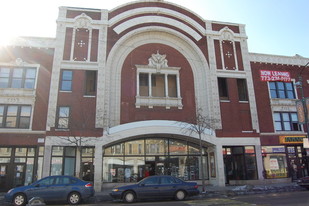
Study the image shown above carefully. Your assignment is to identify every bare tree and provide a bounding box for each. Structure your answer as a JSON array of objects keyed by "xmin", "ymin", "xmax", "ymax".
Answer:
[
  {"xmin": 56, "ymin": 99, "xmax": 105, "ymax": 180},
  {"xmin": 179, "ymin": 108, "xmax": 217, "ymax": 194}
]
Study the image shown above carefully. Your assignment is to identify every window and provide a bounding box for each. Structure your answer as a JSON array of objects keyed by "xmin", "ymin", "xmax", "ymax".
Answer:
[
  {"xmin": 0, "ymin": 67, "xmax": 36, "ymax": 89},
  {"xmin": 136, "ymin": 60, "xmax": 182, "ymax": 109},
  {"xmin": 51, "ymin": 146, "xmax": 76, "ymax": 176},
  {"xmin": 57, "ymin": 106, "xmax": 70, "ymax": 129},
  {"xmin": 85, "ymin": 71, "xmax": 97, "ymax": 95},
  {"xmin": 60, "ymin": 70, "xmax": 73, "ymax": 91},
  {"xmin": 0, "ymin": 105, "xmax": 32, "ymax": 128},
  {"xmin": 273, "ymin": 112, "xmax": 300, "ymax": 131},
  {"xmin": 237, "ymin": 79, "xmax": 248, "ymax": 101},
  {"xmin": 218, "ymin": 78, "xmax": 229, "ymax": 100},
  {"xmin": 269, "ymin": 82, "xmax": 295, "ymax": 99}
]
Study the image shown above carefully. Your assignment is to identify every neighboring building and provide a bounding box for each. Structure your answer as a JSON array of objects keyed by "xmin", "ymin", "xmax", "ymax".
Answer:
[{"xmin": 0, "ymin": 1, "xmax": 308, "ymax": 192}]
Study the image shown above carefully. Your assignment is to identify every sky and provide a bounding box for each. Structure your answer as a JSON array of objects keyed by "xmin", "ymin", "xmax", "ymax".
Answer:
[{"xmin": 1, "ymin": 0, "xmax": 308, "ymax": 58}]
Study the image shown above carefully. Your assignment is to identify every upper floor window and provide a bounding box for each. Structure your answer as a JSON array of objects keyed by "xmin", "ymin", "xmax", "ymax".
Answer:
[
  {"xmin": 0, "ymin": 105, "xmax": 32, "ymax": 128},
  {"xmin": 135, "ymin": 52, "xmax": 182, "ymax": 109},
  {"xmin": 0, "ymin": 67, "xmax": 36, "ymax": 89},
  {"xmin": 269, "ymin": 82, "xmax": 295, "ymax": 99},
  {"xmin": 60, "ymin": 70, "xmax": 73, "ymax": 91},
  {"xmin": 56, "ymin": 106, "xmax": 70, "ymax": 129},
  {"xmin": 237, "ymin": 79, "xmax": 248, "ymax": 101},
  {"xmin": 273, "ymin": 112, "xmax": 300, "ymax": 131},
  {"xmin": 84, "ymin": 70, "xmax": 97, "ymax": 96},
  {"xmin": 218, "ymin": 77, "xmax": 229, "ymax": 100}
]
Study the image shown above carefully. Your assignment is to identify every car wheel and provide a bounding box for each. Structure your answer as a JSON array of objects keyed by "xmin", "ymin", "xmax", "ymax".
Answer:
[
  {"xmin": 175, "ymin": 190, "xmax": 186, "ymax": 201},
  {"xmin": 123, "ymin": 191, "xmax": 136, "ymax": 203},
  {"xmin": 13, "ymin": 193, "xmax": 27, "ymax": 206},
  {"xmin": 67, "ymin": 192, "xmax": 81, "ymax": 205}
]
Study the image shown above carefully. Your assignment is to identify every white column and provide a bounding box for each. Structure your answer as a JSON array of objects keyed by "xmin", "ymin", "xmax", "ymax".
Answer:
[
  {"xmin": 148, "ymin": 73, "xmax": 152, "ymax": 96},
  {"xmin": 136, "ymin": 72, "xmax": 140, "ymax": 96},
  {"xmin": 176, "ymin": 74, "xmax": 181, "ymax": 98},
  {"xmin": 212, "ymin": 144, "xmax": 225, "ymax": 186},
  {"xmin": 165, "ymin": 74, "xmax": 168, "ymax": 97},
  {"xmin": 94, "ymin": 144, "xmax": 103, "ymax": 192},
  {"xmin": 219, "ymin": 40, "xmax": 225, "ymax": 70},
  {"xmin": 255, "ymin": 144, "xmax": 265, "ymax": 180},
  {"xmin": 232, "ymin": 41, "xmax": 239, "ymax": 70},
  {"xmin": 42, "ymin": 145, "xmax": 52, "ymax": 178},
  {"xmin": 70, "ymin": 28, "xmax": 77, "ymax": 61},
  {"xmin": 87, "ymin": 28, "xmax": 92, "ymax": 62}
]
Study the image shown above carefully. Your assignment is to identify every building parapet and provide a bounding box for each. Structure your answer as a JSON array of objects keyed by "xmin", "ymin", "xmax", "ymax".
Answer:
[{"xmin": 249, "ymin": 53, "xmax": 309, "ymax": 66}]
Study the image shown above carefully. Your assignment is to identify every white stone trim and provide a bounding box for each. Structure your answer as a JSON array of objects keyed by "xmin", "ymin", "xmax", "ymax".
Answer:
[
  {"xmin": 113, "ymin": 16, "xmax": 203, "ymax": 41},
  {"xmin": 109, "ymin": 7, "xmax": 205, "ymax": 35},
  {"xmin": 250, "ymin": 53, "xmax": 309, "ymax": 66},
  {"xmin": 104, "ymin": 26, "xmax": 211, "ymax": 128}
]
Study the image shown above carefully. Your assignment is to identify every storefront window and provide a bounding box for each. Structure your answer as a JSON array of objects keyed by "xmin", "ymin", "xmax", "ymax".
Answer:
[
  {"xmin": 50, "ymin": 146, "xmax": 76, "ymax": 176},
  {"xmin": 223, "ymin": 146, "xmax": 258, "ymax": 181},
  {"xmin": 81, "ymin": 147, "xmax": 95, "ymax": 181},
  {"xmin": 262, "ymin": 146, "xmax": 288, "ymax": 179},
  {"xmin": 103, "ymin": 138, "xmax": 208, "ymax": 183}
]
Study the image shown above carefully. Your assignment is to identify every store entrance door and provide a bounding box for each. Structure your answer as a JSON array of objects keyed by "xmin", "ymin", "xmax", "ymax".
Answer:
[
  {"xmin": 0, "ymin": 164, "xmax": 9, "ymax": 192},
  {"xmin": 13, "ymin": 164, "xmax": 26, "ymax": 187},
  {"xmin": 287, "ymin": 145, "xmax": 308, "ymax": 180}
]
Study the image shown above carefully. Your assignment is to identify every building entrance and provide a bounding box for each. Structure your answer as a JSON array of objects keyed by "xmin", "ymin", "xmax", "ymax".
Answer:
[
  {"xmin": 0, "ymin": 164, "xmax": 9, "ymax": 192},
  {"xmin": 287, "ymin": 145, "xmax": 308, "ymax": 180}
]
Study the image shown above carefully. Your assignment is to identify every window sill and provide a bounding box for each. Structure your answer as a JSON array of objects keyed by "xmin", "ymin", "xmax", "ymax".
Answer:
[{"xmin": 135, "ymin": 96, "xmax": 183, "ymax": 109}]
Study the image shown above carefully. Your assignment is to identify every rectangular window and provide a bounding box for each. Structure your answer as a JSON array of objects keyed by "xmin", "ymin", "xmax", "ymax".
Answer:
[
  {"xmin": 139, "ymin": 73, "xmax": 149, "ymax": 96},
  {"xmin": 152, "ymin": 74, "xmax": 165, "ymax": 97},
  {"xmin": 0, "ymin": 67, "xmax": 37, "ymax": 89},
  {"xmin": 85, "ymin": 70, "xmax": 97, "ymax": 95},
  {"xmin": 273, "ymin": 112, "xmax": 300, "ymax": 131},
  {"xmin": 57, "ymin": 106, "xmax": 70, "ymax": 129},
  {"xmin": 237, "ymin": 79, "xmax": 248, "ymax": 101},
  {"xmin": 51, "ymin": 146, "xmax": 76, "ymax": 176},
  {"xmin": 218, "ymin": 77, "xmax": 229, "ymax": 100},
  {"xmin": 60, "ymin": 70, "xmax": 73, "ymax": 91},
  {"xmin": 269, "ymin": 82, "xmax": 295, "ymax": 99},
  {"xmin": 168, "ymin": 75, "xmax": 177, "ymax": 97},
  {"xmin": 0, "ymin": 105, "xmax": 32, "ymax": 128}
]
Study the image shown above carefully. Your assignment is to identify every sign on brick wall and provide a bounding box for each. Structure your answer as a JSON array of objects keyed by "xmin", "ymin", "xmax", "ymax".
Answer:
[{"xmin": 260, "ymin": 70, "xmax": 291, "ymax": 82}]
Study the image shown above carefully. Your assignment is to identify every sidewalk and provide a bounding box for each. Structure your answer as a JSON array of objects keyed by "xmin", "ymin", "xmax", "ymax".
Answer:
[{"xmin": 0, "ymin": 182, "xmax": 306, "ymax": 204}]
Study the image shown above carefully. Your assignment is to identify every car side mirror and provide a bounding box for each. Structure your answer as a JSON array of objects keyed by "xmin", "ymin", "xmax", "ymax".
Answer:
[
  {"xmin": 140, "ymin": 183, "xmax": 145, "ymax": 187},
  {"xmin": 34, "ymin": 184, "xmax": 40, "ymax": 187}
]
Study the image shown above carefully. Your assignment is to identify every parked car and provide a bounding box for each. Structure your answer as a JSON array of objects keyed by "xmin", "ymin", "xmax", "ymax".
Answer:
[
  {"xmin": 110, "ymin": 175, "xmax": 200, "ymax": 203},
  {"xmin": 4, "ymin": 175, "xmax": 95, "ymax": 206},
  {"xmin": 297, "ymin": 176, "xmax": 309, "ymax": 189}
]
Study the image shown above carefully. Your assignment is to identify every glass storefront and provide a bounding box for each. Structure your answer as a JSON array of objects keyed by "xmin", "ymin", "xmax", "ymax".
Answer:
[
  {"xmin": 0, "ymin": 146, "xmax": 44, "ymax": 192},
  {"xmin": 223, "ymin": 146, "xmax": 258, "ymax": 183},
  {"xmin": 51, "ymin": 146, "xmax": 76, "ymax": 176},
  {"xmin": 262, "ymin": 146, "xmax": 288, "ymax": 179},
  {"xmin": 103, "ymin": 138, "xmax": 208, "ymax": 183}
]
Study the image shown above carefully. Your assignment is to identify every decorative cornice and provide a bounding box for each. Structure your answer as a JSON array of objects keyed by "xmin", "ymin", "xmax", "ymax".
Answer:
[
  {"xmin": 6, "ymin": 36, "xmax": 56, "ymax": 49},
  {"xmin": 249, "ymin": 53, "xmax": 309, "ymax": 66}
]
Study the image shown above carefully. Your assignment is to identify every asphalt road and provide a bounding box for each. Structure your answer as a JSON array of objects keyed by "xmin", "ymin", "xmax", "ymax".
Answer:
[{"xmin": 2, "ymin": 191, "xmax": 309, "ymax": 206}]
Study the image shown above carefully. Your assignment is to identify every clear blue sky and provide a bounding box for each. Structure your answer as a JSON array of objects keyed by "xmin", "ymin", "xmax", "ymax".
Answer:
[{"xmin": 1, "ymin": 0, "xmax": 308, "ymax": 58}]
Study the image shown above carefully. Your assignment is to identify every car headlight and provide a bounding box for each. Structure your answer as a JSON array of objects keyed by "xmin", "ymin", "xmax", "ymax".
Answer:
[
  {"xmin": 7, "ymin": 189, "xmax": 13, "ymax": 194},
  {"xmin": 112, "ymin": 188, "xmax": 119, "ymax": 192}
]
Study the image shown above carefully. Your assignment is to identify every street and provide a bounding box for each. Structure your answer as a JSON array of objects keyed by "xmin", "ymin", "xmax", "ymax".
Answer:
[
  {"xmin": 53, "ymin": 190, "xmax": 309, "ymax": 206},
  {"xmin": 1, "ymin": 191, "xmax": 309, "ymax": 206}
]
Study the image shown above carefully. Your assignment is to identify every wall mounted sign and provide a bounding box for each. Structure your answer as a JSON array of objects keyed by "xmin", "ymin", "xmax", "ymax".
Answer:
[
  {"xmin": 279, "ymin": 136, "xmax": 305, "ymax": 144},
  {"xmin": 260, "ymin": 70, "xmax": 291, "ymax": 82}
]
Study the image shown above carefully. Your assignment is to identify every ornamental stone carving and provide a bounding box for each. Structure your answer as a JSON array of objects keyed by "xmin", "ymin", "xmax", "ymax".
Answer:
[
  {"xmin": 148, "ymin": 51, "xmax": 168, "ymax": 72},
  {"xmin": 74, "ymin": 13, "xmax": 92, "ymax": 29}
]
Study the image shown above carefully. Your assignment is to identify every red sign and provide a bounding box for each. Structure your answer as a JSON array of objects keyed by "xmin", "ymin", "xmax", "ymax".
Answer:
[{"xmin": 260, "ymin": 70, "xmax": 291, "ymax": 82}]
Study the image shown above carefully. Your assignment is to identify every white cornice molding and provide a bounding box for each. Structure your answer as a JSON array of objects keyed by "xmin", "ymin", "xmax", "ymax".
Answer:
[
  {"xmin": 249, "ymin": 53, "xmax": 309, "ymax": 66},
  {"xmin": 6, "ymin": 37, "xmax": 56, "ymax": 49}
]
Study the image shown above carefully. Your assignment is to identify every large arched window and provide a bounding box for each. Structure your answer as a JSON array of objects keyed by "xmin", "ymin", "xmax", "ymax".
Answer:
[{"xmin": 102, "ymin": 137, "xmax": 208, "ymax": 183}]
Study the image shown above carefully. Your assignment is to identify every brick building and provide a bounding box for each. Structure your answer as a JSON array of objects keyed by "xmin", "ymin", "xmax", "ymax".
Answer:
[{"xmin": 0, "ymin": 1, "xmax": 308, "ymax": 192}]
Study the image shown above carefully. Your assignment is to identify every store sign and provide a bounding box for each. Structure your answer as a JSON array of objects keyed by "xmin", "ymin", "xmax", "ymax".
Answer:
[
  {"xmin": 260, "ymin": 70, "xmax": 291, "ymax": 82},
  {"xmin": 279, "ymin": 136, "xmax": 305, "ymax": 144}
]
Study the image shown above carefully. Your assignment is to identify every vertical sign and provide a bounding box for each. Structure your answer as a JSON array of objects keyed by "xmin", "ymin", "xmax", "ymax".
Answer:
[{"xmin": 296, "ymin": 100, "xmax": 305, "ymax": 124}]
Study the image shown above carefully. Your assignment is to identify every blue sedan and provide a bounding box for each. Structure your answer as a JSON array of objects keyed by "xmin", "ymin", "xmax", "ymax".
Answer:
[
  {"xmin": 4, "ymin": 175, "xmax": 95, "ymax": 206},
  {"xmin": 110, "ymin": 175, "xmax": 200, "ymax": 203}
]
